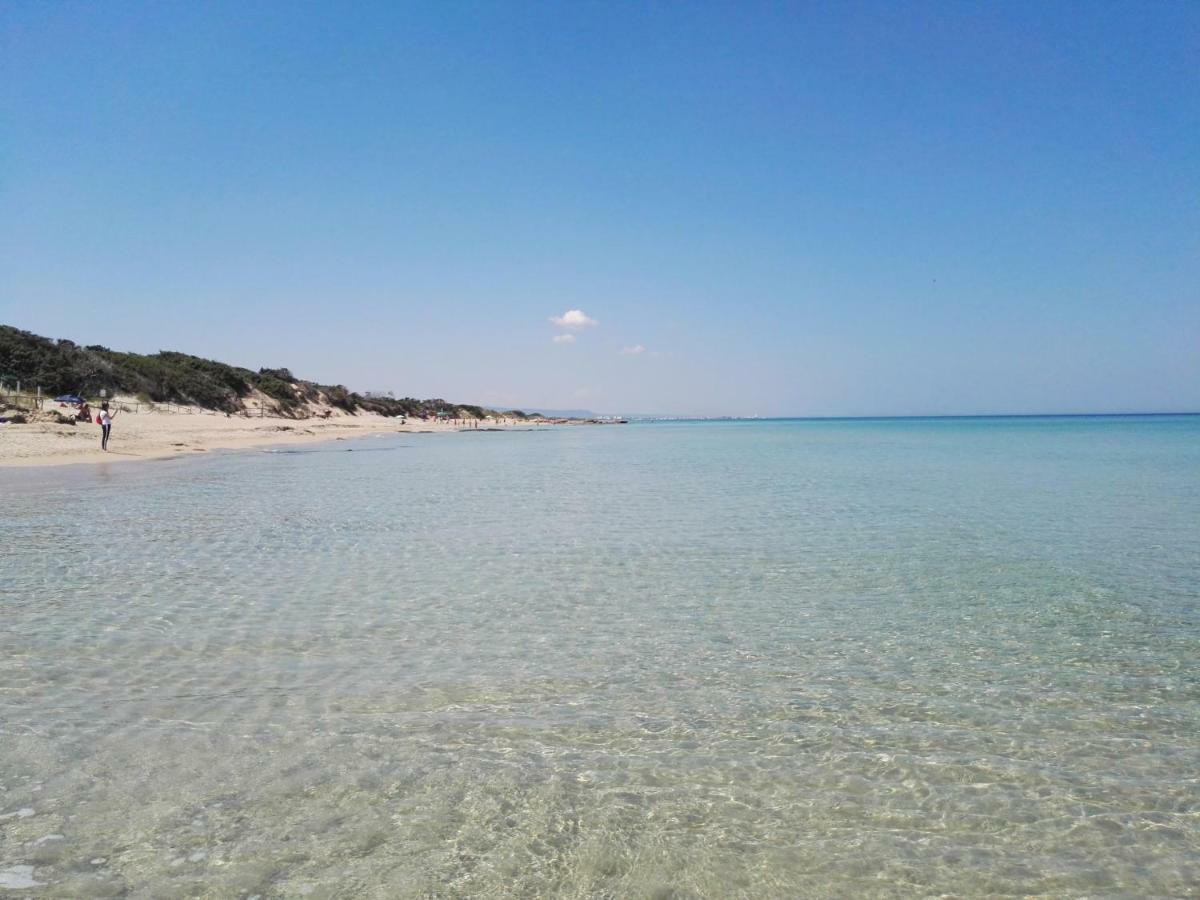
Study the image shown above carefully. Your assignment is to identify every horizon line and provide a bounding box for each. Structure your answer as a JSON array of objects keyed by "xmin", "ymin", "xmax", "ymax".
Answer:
[{"xmin": 619, "ymin": 411, "xmax": 1200, "ymax": 422}]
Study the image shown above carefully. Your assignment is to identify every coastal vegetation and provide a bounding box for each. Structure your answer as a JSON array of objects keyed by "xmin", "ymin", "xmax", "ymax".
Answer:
[{"xmin": 0, "ymin": 324, "xmax": 521, "ymax": 420}]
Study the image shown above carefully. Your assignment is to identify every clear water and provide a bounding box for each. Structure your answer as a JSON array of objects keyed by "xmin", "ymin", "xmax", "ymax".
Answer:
[{"xmin": 2, "ymin": 417, "xmax": 1198, "ymax": 898}]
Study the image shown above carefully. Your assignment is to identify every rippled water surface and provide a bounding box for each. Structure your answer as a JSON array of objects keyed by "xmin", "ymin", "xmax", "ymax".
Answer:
[{"xmin": 2, "ymin": 417, "xmax": 1199, "ymax": 897}]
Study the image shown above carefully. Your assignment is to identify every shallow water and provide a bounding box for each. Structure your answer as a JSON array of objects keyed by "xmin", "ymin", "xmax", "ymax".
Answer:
[{"xmin": 2, "ymin": 417, "xmax": 1198, "ymax": 897}]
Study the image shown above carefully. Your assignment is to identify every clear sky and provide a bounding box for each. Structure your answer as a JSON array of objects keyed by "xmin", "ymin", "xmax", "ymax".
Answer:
[{"xmin": 2, "ymin": 1, "xmax": 1197, "ymax": 416}]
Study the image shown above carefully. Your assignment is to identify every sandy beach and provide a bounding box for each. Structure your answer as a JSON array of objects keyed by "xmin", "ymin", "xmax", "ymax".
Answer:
[{"xmin": 0, "ymin": 397, "xmax": 537, "ymax": 468}]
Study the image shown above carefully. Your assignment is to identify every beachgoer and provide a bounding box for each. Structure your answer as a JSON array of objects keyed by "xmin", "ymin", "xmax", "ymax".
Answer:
[
  {"xmin": 98, "ymin": 401, "xmax": 118, "ymax": 450},
  {"xmin": 77, "ymin": 401, "xmax": 91, "ymax": 422}
]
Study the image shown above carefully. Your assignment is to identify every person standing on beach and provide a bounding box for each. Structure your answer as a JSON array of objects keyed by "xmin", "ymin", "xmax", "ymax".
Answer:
[{"xmin": 98, "ymin": 401, "xmax": 118, "ymax": 451}]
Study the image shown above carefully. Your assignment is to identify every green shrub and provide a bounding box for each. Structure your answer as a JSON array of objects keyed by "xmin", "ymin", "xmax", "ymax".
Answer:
[
  {"xmin": 0, "ymin": 324, "xmax": 496, "ymax": 419},
  {"xmin": 324, "ymin": 385, "xmax": 357, "ymax": 413}
]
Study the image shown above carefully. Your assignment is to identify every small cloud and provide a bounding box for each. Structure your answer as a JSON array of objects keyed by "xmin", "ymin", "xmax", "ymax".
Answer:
[
  {"xmin": 552, "ymin": 333, "xmax": 576, "ymax": 344},
  {"xmin": 549, "ymin": 309, "xmax": 599, "ymax": 330},
  {"xmin": 619, "ymin": 344, "xmax": 646, "ymax": 356}
]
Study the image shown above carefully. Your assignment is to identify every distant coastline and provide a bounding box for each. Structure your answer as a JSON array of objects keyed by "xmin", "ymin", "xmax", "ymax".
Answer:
[{"xmin": 0, "ymin": 324, "xmax": 610, "ymax": 468}]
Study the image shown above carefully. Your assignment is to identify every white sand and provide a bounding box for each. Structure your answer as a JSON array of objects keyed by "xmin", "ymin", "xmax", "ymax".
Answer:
[{"xmin": 0, "ymin": 397, "xmax": 539, "ymax": 468}]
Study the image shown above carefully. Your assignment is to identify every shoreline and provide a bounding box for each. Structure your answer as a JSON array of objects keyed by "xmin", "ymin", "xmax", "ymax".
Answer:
[{"xmin": 0, "ymin": 405, "xmax": 545, "ymax": 469}]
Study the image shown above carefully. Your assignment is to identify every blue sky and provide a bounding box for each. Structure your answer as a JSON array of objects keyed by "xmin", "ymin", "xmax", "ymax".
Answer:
[{"xmin": 2, "ymin": 1, "xmax": 1196, "ymax": 415}]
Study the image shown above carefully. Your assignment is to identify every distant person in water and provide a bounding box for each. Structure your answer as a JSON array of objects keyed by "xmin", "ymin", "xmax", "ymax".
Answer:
[{"xmin": 98, "ymin": 401, "xmax": 118, "ymax": 451}]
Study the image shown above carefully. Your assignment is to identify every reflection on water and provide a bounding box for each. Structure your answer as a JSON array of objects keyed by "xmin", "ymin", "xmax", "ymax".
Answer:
[{"xmin": 2, "ymin": 418, "xmax": 1198, "ymax": 897}]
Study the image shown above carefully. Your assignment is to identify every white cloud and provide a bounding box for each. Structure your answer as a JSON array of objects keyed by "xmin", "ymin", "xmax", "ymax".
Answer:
[
  {"xmin": 549, "ymin": 309, "xmax": 599, "ymax": 330},
  {"xmin": 619, "ymin": 344, "xmax": 646, "ymax": 356},
  {"xmin": 552, "ymin": 333, "xmax": 576, "ymax": 344}
]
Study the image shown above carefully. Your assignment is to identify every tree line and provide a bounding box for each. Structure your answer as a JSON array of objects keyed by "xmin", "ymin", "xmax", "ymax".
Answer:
[{"xmin": 0, "ymin": 325, "xmax": 527, "ymax": 421}]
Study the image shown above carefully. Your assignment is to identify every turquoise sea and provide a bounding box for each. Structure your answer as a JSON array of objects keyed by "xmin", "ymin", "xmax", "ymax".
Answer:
[{"xmin": 2, "ymin": 416, "xmax": 1198, "ymax": 897}]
